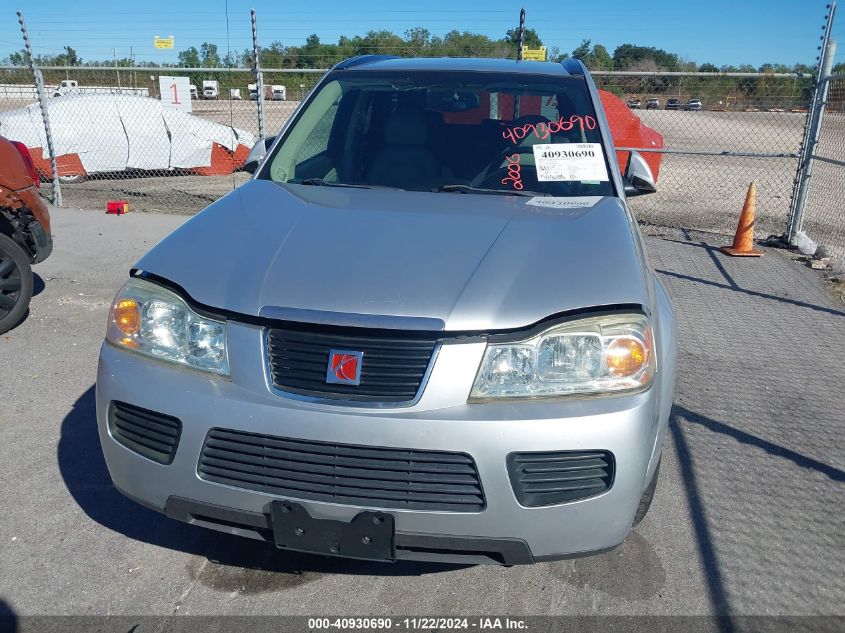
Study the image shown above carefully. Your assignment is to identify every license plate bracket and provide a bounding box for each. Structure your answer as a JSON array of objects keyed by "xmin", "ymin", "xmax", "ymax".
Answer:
[{"xmin": 270, "ymin": 501, "xmax": 395, "ymax": 562}]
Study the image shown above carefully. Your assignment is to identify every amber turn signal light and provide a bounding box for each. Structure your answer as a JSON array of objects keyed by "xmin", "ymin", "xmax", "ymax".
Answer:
[
  {"xmin": 605, "ymin": 337, "xmax": 647, "ymax": 377},
  {"xmin": 113, "ymin": 299, "xmax": 141, "ymax": 336}
]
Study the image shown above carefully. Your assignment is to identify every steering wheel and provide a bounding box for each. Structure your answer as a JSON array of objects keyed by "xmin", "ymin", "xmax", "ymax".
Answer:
[{"xmin": 473, "ymin": 145, "xmax": 535, "ymax": 189}]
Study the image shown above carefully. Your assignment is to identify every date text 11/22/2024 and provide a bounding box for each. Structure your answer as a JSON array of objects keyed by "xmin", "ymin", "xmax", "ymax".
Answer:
[{"xmin": 307, "ymin": 617, "xmax": 529, "ymax": 630}]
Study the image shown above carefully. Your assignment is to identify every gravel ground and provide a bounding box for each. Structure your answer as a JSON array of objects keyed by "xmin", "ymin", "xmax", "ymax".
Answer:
[{"xmin": 0, "ymin": 207, "xmax": 842, "ymax": 623}]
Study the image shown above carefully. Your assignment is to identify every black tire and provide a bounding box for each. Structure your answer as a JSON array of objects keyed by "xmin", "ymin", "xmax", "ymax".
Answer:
[
  {"xmin": 0, "ymin": 233, "xmax": 33, "ymax": 335},
  {"xmin": 632, "ymin": 459, "xmax": 661, "ymax": 527}
]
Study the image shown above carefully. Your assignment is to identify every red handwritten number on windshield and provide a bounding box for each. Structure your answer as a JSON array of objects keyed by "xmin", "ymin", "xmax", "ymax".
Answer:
[
  {"xmin": 170, "ymin": 83, "xmax": 181, "ymax": 105},
  {"xmin": 501, "ymin": 153, "xmax": 523, "ymax": 190},
  {"xmin": 502, "ymin": 115, "xmax": 597, "ymax": 144}
]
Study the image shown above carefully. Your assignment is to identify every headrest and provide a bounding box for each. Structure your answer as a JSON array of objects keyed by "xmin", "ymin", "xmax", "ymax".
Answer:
[{"xmin": 383, "ymin": 112, "xmax": 428, "ymax": 146}]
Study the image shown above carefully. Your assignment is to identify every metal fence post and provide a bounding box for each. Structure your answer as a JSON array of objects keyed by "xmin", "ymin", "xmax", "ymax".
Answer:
[
  {"xmin": 17, "ymin": 11, "xmax": 62, "ymax": 206},
  {"xmin": 788, "ymin": 1, "xmax": 837, "ymax": 243},
  {"xmin": 788, "ymin": 40, "xmax": 837, "ymax": 243},
  {"xmin": 251, "ymin": 9, "xmax": 266, "ymax": 140}
]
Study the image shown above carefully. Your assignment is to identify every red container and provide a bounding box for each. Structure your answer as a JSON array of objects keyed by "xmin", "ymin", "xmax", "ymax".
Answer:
[{"xmin": 106, "ymin": 200, "xmax": 129, "ymax": 215}]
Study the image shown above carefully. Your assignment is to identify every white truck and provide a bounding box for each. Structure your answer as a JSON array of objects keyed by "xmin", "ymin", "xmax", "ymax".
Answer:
[
  {"xmin": 229, "ymin": 88, "xmax": 242, "ymax": 100},
  {"xmin": 189, "ymin": 84, "xmax": 198, "ymax": 99},
  {"xmin": 52, "ymin": 79, "xmax": 148, "ymax": 97},
  {"xmin": 202, "ymin": 80, "xmax": 219, "ymax": 100},
  {"xmin": 271, "ymin": 84, "xmax": 286, "ymax": 101},
  {"xmin": 53, "ymin": 79, "xmax": 79, "ymax": 96},
  {"xmin": 248, "ymin": 83, "xmax": 275, "ymax": 101}
]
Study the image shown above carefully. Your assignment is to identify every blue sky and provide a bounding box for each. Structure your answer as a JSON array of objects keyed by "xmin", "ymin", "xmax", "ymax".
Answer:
[{"xmin": 2, "ymin": 0, "xmax": 839, "ymax": 68}]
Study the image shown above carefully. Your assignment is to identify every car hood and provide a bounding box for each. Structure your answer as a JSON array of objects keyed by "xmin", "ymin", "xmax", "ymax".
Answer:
[{"xmin": 134, "ymin": 179, "xmax": 651, "ymax": 331}]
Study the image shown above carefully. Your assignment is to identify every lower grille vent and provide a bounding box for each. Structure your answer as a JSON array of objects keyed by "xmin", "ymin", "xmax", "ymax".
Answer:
[
  {"xmin": 198, "ymin": 428, "xmax": 485, "ymax": 512},
  {"xmin": 507, "ymin": 450, "xmax": 614, "ymax": 507},
  {"xmin": 108, "ymin": 401, "xmax": 181, "ymax": 465}
]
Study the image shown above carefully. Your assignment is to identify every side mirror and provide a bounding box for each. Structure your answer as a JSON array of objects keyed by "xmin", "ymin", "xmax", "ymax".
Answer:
[
  {"xmin": 623, "ymin": 151, "xmax": 657, "ymax": 196},
  {"xmin": 243, "ymin": 135, "xmax": 276, "ymax": 174}
]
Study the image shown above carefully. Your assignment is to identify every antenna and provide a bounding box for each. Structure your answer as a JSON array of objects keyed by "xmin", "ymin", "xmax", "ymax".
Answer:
[{"xmin": 516, "ymin": 8, "xmax": 526, "ymax": 61}]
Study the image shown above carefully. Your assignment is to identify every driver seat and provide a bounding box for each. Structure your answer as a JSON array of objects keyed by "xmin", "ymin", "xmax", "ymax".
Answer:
[{"xmin": 368, "ymin": 112, "xmax": 439, "ymax": 189}]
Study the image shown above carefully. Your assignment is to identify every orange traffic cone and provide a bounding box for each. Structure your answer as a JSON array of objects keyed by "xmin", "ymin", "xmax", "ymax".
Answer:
[{"xmin": 720, "ymin": 182, "xmax": 762, "ymax": 257}]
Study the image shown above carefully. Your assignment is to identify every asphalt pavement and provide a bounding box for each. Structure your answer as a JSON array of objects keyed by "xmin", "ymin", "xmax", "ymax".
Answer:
[{"xmin": 0, "ymin": 207, "xmax": 843, "ymax": 618}]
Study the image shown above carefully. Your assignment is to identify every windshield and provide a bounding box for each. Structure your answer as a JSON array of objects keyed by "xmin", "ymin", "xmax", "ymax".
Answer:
[{"xmin": 263, "ymin": 70, "xmax": 615, "ymax": 197}]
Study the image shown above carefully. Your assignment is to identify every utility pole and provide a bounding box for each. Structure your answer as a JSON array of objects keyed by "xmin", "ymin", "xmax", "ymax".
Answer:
[{"xmin": 113, "ymin": 48, "xmax": 121, "ymax": 89}]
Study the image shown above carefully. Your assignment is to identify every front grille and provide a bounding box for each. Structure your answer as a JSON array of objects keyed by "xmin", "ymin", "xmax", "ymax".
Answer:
[
  {"xmin": 267, "ymin": 326, "xmax": 439, "ymax": 403},
  {"xmin": 507, "ymin": 450, "xmax": 614, "ymax": 507},
  {"xmin": 198, "ymin": 428, "xmax": 485, "ymax": 512},
  {"xmin": 108, "ymin": 401, "xmax": 181, "ymax": 465}
]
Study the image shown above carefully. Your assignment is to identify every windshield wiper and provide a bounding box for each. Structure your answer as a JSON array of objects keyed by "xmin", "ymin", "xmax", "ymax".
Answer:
[
  {"xmin": 299, "ymin": 178, "xmax": 374, "ymax": 189},
  {"xmin": 436, "ymin": 184, "xmax": 544, "ymax": 197},
  {"xmin": 299, "ymin": 178, "xmax": 406, "ymax": 191}
]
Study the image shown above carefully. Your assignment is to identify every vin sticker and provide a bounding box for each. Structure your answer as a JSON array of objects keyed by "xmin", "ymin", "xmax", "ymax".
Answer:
[
  {"xmin": 525, "ymin": 196, "xmax": 603, "ymax": 209},
  {"xmin": 532, "ymin": 143, "xmax": 609, "ymax": 182}
]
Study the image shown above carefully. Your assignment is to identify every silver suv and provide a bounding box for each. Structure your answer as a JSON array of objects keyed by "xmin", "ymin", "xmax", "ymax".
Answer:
[{"xmin": 96, "ymin": 56, "xmax": 676, "ymax": 565}]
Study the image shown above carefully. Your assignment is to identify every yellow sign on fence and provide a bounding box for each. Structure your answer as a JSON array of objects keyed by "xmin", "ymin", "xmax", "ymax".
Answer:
[
  {"xmin": 154, "ymin": 35, "xmax": 175, "ymax": 50},
  {"xmin": 521, "ymin": 46, "xmax": 547, "ymax": 61}
]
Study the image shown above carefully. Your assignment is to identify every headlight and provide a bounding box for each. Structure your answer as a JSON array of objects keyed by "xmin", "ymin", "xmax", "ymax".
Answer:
[
  {"xmin": 106, "ymin": 278, "xmax": 229, "ymax": 376},
  {"xmin": 470, "ymin": 313, "xmax": 654, "ymax": 400}
]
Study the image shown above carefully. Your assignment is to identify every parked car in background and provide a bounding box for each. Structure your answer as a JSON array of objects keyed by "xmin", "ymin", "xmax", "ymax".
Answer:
[
  {"xmin": 627, "ymin": 98, "xmax": 641, "ymax": 109},
  {"xmin": 0, "ymin": 136, "xmax": 52, "ymax": 334},
  {"xmin": 665, "ymin": 98, "xmax": 681, "ymax": 110},
  {"xmin": 271, "ymin": 85, "xmax": 287, "ymax": 101},
  {"xmin": 189, "ymin": 84, "xmax": 198, "ymax": 100},
  {"xmin": 646, "ymin": 98, "xmax": 660, "ymax": 110},
  {"xmin": 96, "ymin": 56, "xmax": 676, "ymax": 566},
  {"xmin": 685, "ymin": 98, "xmax": 703, "ymax": 111}
]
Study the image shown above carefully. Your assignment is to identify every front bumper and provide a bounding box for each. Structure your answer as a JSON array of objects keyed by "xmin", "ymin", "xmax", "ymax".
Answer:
[{"xmin": 96, "ymin": 320, "xmax": 671, "ymax": 564}]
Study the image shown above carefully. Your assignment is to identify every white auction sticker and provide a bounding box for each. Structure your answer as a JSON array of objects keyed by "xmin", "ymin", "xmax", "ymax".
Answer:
[
  {"xmin": 532, "ymin": 143, "xmax": 609, "ymax": 182},
  {"xmin": 525, "ymin": 196, "xmax": 603, "ymax": 209}
]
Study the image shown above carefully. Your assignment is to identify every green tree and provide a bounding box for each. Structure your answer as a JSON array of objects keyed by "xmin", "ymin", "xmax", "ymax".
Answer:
[
  {"xmin": 56, "ymin": 46, "xmax": 81, "ymax": 66},
  {"xmin": 177, "ymin": 46, "xmax": 200, "ymax": 67},
  {"xmin": 572, "ymin": 39, "xmax": 592, "ymax": 61},
  {"xmin": 571, "ymin": 40, "xmax": 612, "ymax": 70},
  {"xmin": 200, "ymin": 42, "xmax": 221, "ymax": 67},
  {"xmin": 698, "ymin": 63, "xmax": 719, "ymax": 73},
  {"xmin": 404, "ymin": 27, "xmax": 432, "ymax": 54},
  {"xmin": 6, "ymin": 50, "xmax": 27, "ymax": 66},
  {"xmin": 505, "ymin": 27, "xmax": 543, "ymax": 50},
  {"xmin": 591, "ymin": 44, "xmax": 613, "ymax": 70},
  {"xmin": 613, "ymin": 43, "xmax": 679, "ymax": 71}
]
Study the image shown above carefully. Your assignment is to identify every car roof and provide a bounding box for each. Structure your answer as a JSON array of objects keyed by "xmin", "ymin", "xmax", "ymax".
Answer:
[{"xmin": 335, "ymin": 55, "xmax": 578, "ymax": 77}]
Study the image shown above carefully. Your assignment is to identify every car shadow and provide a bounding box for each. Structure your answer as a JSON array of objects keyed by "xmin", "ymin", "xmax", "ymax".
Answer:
[
  {"xmin": 0, "ymin": 599, "xmax": 16, "ymax": 633},
  {"xmin": 32, "ymin": 272, "xmax": 45, "ymax": 297},
  {"xmin": 57, "ymin": 386, "xmax": 467, "ymax": 577}
]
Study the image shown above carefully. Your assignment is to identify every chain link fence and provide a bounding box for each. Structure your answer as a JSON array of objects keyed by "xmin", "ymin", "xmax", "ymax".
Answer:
[
  {"xmin": 592, "ymin": 72, "xmax": 811, "ymax": 238},
  {"xmin": 0, "ymin": 66, "xmax": 319, "ymax": 213},
  {"xmin": 1, "ymin": 65, "xmax": 817, "ymax": 229},
  {"xmin": 1, "ymin": 5, "xmax": 842, "ymax": 267}
]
